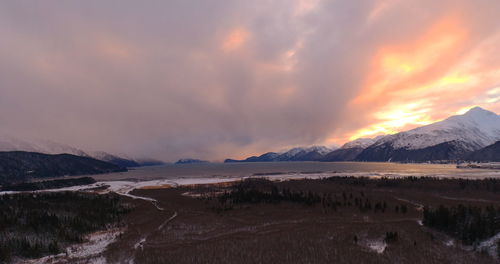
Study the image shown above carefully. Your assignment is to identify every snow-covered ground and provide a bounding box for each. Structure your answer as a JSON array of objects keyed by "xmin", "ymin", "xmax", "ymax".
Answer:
[
  {"xmin": 444, "ymin": 239, "xmax": 455, "ymax": 247},
  {"xmin": 477, "ymin": 232, "xmax": 500, "ymax": 260},
  {"xmin": 67, "ymin": 229, "xmax": 122, "ymax": 259},
  {"xmin": 364, "ymin": 240, "xmax": 387, "ymax": 254}
]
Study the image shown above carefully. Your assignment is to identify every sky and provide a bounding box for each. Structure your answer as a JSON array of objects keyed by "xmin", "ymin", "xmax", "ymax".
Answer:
[{"xmin": 1, "ymin": 0, "xmax": 500, "ymax": 161}]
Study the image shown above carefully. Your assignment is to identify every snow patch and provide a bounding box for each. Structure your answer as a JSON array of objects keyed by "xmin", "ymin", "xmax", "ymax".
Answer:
[
  {"xmin": 67, "ymin": 229, "xmax": 121, "ymax": 258},
  {"xmin": 477, "ymin": 232, "xmax": 500, "ymax": 260},
  {"xmin": 444, "ymin": 239, "xmax": 455, "ymax": 247},
  {"xmin": 134, "ymin": 238, "xmax": 146, "ymax": 250},
  {"xmin": 24, "ymin": 229, "xmax": 123, "ymax": 264},
  {"xmin": 365, "ymin": 240, "xmax": 387, "ymax": 254}
]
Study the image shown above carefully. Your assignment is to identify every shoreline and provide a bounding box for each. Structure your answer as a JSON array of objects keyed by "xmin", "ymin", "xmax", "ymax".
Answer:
[{"xmin": 3, "ymin": 169, "xmax": 500, "ymax": 197}]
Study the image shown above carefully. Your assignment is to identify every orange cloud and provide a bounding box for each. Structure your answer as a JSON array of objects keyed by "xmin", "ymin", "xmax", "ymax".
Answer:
[
  {"xmin": 221, "ymin": 28, "xmax": 249, "ymax": 52},
  {"xmin": 348, "ymin": 101, "xmax": 434, "ymax": 140},
  {"xmin": 353, "ymin": 15, "xmax": 467, "ymax": 105},
  {"xmin": 339, "ymin": 15, "xmax": 473, "ymax": 142},
  {"xmin": 96, "ymin": 37, "xmax": 133, "ymax": 59}
]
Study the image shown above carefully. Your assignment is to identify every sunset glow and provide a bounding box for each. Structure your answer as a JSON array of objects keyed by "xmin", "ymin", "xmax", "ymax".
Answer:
[
  {"xmin": 2, "ymin": 1, "xmax": 500, "ymax": 160},
  {"xmin": 348, "ymin": 102, "xmax": 435, "ymax": 140},
  {"xmin": 222, "ymin": 28, "xmax": 249, "ymax": 52},
  {"xmin": 5, "ymin": 3, "xmax": 500, "ymax": 262},
  {"xmin": 338, "ymin": 14, "xmax": 496, "ymax": 144}
]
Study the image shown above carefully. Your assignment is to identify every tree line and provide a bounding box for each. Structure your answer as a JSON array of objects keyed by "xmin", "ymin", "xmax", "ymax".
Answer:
[
  {"xmin": 1, "ymin": 177, "xmax": 96, "ymax": 192},
  {"xmin": 423, "ymin": 204, "xmax": 500, "ymax": 245},
  {"xmin": 204, "ymin": 179, "xmax": 408, "ymax": 215},
  {"xmin": 324, "ymin": 176, "xmax": 500, "ymax": 192},
  {"xmin": 0, "ymin": 191, "xmax": 132, "ymax": 262}
]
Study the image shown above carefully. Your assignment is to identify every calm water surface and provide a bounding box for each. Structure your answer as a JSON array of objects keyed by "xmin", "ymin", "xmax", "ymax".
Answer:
[{"xmin": 93, "ymin": 162, "xmax": 500, "ymax": 181}]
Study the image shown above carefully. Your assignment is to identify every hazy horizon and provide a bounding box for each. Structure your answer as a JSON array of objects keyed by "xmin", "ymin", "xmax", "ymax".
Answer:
[{"xmin": 2, "ymin": 1, "xmax": 500, "ymax": 161}]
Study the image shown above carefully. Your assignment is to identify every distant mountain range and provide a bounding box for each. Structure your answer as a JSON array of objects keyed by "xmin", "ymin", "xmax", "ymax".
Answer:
[
  {"xmin": 226, "ymin": 107, "xmax": 500, "ymax": 163},
  {"xmin": 90, "ymin": 151, "xmax": 141, "ymax": 168},
  {"xmin": 2, "ymin": 106, "xmax": 498, "ymax": 167},
  {"xmin": 0, "ymin": 136, "xmax": 88, "ymax": 157},
  {"xmin": 175, "ymin": 158, "xmax": 210, "ymax": 164},
  {"xmin": 0, "ymin": 135, "xmax": 164, "ymax": 168},
  {"xmin": 357, "ymin": 107, "xmax": 500, "ymax": 162},
  {"xmin": 225, "ymin": 146, "xmax": 334, "ymax": 163},
  {"xmin": 0, "ymin": 151, "xmax": 125, "ymax": 185}
]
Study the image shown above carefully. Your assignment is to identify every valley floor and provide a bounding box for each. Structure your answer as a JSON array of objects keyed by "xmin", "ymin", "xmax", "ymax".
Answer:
[
  {"xmin": 105, "ymin": 178, "xmax": 499, "ymax": 264},
  {"xmin": 6, "ymin": 176, "xmax": 500, "ymax": 264}
]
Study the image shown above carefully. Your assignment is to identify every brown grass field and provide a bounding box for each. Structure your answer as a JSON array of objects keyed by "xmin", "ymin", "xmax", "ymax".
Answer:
[{"xmin": 102, "ymin": 177, "xmax": 499, "ymax": 264}]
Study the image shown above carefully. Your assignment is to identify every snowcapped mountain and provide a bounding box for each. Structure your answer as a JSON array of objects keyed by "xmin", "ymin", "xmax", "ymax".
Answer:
[
  {"xmin": 279, "ymin": 146, "xmax": 333, "ymax": 161},
  {"xmin": 0, "ymin": 134, "xmax": 158, "ymax": 167},
  {"xmin": 224, "ymin": 146, "xmax": 334, "ymax": 163},
  {"xmin": 0, "ymin": 151, "xmax": 126, "ymax": 185},
  {"xmin": 321, "ymin": 136, "xmax": 380, "ymax": 161},
  {"xmin": 340, "ymin": 136, "xmax": 385, "ymax": 149},
  {"xmin": 0, "ymin": 135, "xmax": 89, "ymax": 157},
  {"xmin": 278, "ymin": 146, "xmax": 333, "ymax": 158},
  {"xmin": 226, "ymin": 106, "xmax": 500, "ymax": 163},
  {"xmin": 357, "ymin": 107, "xmax": 500, "ymax": 162},
  {"xmin": 373, "ymin": 107, "xmax": 500, "ymax": 151},
  {"xmin": 90, "ymin": 151, "xmax": 141, "ymax": 168}
]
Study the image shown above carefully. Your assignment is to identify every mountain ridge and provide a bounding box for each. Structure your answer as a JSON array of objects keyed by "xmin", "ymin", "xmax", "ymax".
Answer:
[
  {"xmin": 0, "ymin": 134, "xmax": 163, "ymax": 168},
  {"xmin": 467, "ymin": 141, "xmax": 500, "ymax": 162},
  {"xmin": 357, "ymin": 107, "xmax": 500, "ymax": 162},
  {"xmin": 227, "ymin": 106, "xmax": 500, "ymax": 163},
  {"xmin": 225, "ymin": 146, "xmax": 334, "ymax": 163},
  {"xmin": 0, "ymin": 151, "xmax": 126, "ymax": 185}
]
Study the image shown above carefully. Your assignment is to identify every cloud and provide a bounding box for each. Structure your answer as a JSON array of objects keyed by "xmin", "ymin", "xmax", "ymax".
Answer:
[{"xmin": 0, "ymin": 0, "xmax": 499, "ymax": 161}]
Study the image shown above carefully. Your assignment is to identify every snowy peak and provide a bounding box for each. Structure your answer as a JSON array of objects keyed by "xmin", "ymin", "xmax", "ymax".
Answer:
[
  {"xmin": 313, "ymin": 146, "xmax": 335, "ymax": 155},
  {"xmin": 373, "ymin": 106, "xmax": 500, "ymax": 151},
  {"xmin": 301, "ymin": 146, "xmax": 334, "ymax": 155},
  {"xmin": 463, "ymin": 106, "xmax": 497, "ymax": 117},
  {"xmin": 279, "ymin": 146, "xmax": 333, "ymax": 157},
  {"xmin": 225, "ymin": 145, "xmax": 334, "ymax": 163},
  {"xmin": 341, "ymin": 136, "xmax": 384, "ymax": 149},
  {"xmin": 0, "ymin": 134, "xmax": 152, "ymax": 168},
  {"xmin": 0, "ymin": 134, "xmax": 89, "ymax": 156},
  {"xmin": 227, "ymin": 106, "xmax": 499, "ymax": 163}
]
